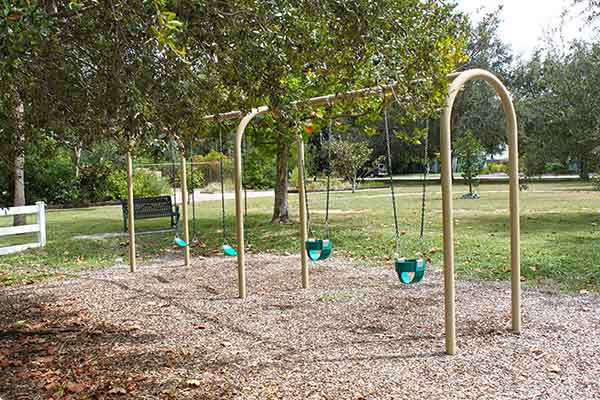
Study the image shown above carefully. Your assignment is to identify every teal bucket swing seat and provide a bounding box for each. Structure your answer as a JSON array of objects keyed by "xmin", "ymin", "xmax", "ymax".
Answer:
[
  {"xmin": 305, "ymin": 239, "xmax": 333, "ymax": 261},
  {"xmin": 395, "ymin": 258, "xmax": 426, "ymax": 285}
]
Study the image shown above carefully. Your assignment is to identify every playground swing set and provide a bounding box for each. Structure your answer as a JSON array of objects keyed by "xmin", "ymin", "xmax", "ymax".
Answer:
[
  {"xmin": 124, "ymin": 68, "xmax": 521, "ymax": 356},
  {"xmin": 125, "ymin": 128, "xmax": 249, "ymax": 262}
]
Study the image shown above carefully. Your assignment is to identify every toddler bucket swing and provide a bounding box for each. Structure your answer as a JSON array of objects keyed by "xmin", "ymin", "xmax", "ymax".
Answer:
[
  {"xmin": 304, "ymin": 118, "xmax": 334, "ymax": 262},
  {"xmin": 170, "ymin": 141, "xmax": 188, "ymax": 248},
  {"xmin": 218, "ymin": 125, "xmax": 237, "ymax": 257},
  {"xmin": 383, "ymin": 99, "xmax": 429, "ymax": 285}
]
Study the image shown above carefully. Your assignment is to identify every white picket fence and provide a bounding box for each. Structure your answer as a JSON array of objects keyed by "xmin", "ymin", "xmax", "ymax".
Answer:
[{"xmin": 0, "ymin": 202, "xmax": 47, "ymax": 256}]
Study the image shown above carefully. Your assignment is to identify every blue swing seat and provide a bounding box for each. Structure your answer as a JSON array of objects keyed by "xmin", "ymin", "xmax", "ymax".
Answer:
[
  {"xmin": 305, "ymin": 239, "xmax": 333, "ymax": 261},
  {"xmin": 174, "ymin": 237, "xmax": 188, "ymax": 247},
  {"xmin": 395, "ymin": 258, "xmax": 426, "ymax": 284},
  {"xmin": 223, "ymin": 244, "xmax": 237, "ymax": 257}
]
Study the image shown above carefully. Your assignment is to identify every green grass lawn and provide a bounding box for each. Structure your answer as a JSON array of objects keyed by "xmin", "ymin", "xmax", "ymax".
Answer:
[{"xmin": 1, "ymin": 181, "xmax": 599, "ymax": 291}]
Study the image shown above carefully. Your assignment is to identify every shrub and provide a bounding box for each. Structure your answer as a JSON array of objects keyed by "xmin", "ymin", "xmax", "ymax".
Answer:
[
  {"xmin": 244, "ymin": 147, "xmax": 275, "ymax": 189},
  {"xmin": 187, "ymin": 168, "xmax": 205, "ymax": 190},
  {"xmin": 192, "ymin": 152, "xmax": 233, "ymax": 186},
  {"xmin": 25, "ymin": 150, "xmax": 80, "ymax": 205},
  {"xmin": 107, "ymin": 168, "xmax": 171, "ymax": 200},
  {"xmin": 592, "ymin": 175, "xmax": 600, "ymax": 191},
  {"xmin": 482, "ymin": 162, "xmax": 508, "ymax": 174},
  {"xmin": 79, "ymin": 162, "xmax": 115, "ymax": 203},
  {"xmin": 544, "ymin": 162, "xmax": 568, "ymax": 174}
]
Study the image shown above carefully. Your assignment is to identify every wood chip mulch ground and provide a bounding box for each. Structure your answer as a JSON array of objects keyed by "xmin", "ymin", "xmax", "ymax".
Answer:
[{"xmin": 1, "ymin": 253, "xmax": 599, "ymax": 399}]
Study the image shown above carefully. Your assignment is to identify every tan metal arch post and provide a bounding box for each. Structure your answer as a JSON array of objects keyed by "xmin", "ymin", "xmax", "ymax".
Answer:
[
  {"xmin": 441, "ymin": 68, "xmax": 521, "ymax": 355},
  {"xmin": 233, "ymin": 108, "xmax": 312, "ymax": 298},
  {"xmin": 234, "ymin": 106, "xmax": 269, "ymax": 299}
]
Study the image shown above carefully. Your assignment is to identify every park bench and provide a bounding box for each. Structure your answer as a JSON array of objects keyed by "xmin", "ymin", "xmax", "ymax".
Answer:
[{"xmin": 121, "ymin": 196, "xmax": 179, "ymax": 232}]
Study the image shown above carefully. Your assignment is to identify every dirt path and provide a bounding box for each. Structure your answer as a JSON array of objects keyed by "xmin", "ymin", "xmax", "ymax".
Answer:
[{"xmin": 1, "ymin": 254, "xmax": 599, "ymax": 399}]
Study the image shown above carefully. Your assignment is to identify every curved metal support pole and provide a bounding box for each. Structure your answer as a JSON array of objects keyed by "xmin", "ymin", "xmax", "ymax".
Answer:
[
  {"xmin": 441, "ymin": 68, "xmax": 521, "ymax": 355},
  {"xmin": 234, "ymin": 106, "xmax": 268, "ymax": 299},
  {"xmin": 234, "ymin": 106, "xmax": 310, "ymax": 297}
]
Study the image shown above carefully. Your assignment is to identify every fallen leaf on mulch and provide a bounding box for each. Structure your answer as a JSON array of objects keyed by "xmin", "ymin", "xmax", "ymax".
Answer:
[
  {"xmin": 547, "ymin": 365, "xmax": 561, "ymax": 374},
  {"xmin": 161, "ymin": 388, "xmax": 177, "ymax": 397},
  {"xmin": 186, "ymin": 379, "xmax": 202, "ymax": 387},
  {"xmin": 67, "ymin": 382, "xmax": 86, "ymax": 393},
  {"xmin": 127, "ymin": 324, "xmax": 141, "ymax": 331},
  {"xmin": 108, "ymin": 385, "xmax": 127, "ymax": 395},
  {"xmin": 13, "ymin": 320, "xmax": 29, "ymax": 329},
  {"xmin": 32, "ymin": 356, "xmax": 54, "ymax": 365},
  {"xmin": 529, "ymin": 348, "xmax": 544, "ymax": 355},
  {"xmin": 44, "ymin": 382, "xmax": 59, "ymax": 392}
]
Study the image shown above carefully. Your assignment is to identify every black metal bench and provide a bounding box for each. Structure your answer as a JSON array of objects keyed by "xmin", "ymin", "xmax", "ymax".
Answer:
[{"xmin": 121, "ymin": 196, "xmax": 179, "ymax": 232}]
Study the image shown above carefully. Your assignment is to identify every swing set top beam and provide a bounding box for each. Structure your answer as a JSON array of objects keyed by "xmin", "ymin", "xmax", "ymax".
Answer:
[{"xmin": 202, "ymin": 79, "xmax": 431, "ymax": 122}]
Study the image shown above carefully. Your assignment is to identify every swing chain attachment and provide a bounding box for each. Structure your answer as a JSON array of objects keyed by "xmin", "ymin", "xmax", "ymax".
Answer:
[{"xmin": 383, "ymin": 100, "xmax": 401, "ymax": 258}]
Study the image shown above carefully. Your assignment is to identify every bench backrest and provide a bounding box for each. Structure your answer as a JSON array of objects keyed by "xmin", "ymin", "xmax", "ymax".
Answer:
[{"xmin": 122, "ymin": 196, "xmax": 175, "ymax": 219}]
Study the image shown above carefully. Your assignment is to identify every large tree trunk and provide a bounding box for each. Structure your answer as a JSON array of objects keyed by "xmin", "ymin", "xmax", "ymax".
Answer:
[
  {"xmin": 73, "ymin": 143, "xmax": 83, "ymax": 178},
  {"xmin": 13, "ymin": 100, "xmax": 26, "ymax": 226},
  {"xmin": 271, "ymin": 134, "xmax": 289, "ymax": 224}
]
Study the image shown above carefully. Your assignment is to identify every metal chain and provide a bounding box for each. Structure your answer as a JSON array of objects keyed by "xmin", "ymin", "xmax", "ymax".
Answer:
[
  {"xmin": 383, "ymin": 105, "xmax": 401, "ymax": 257},
  {"xmin": 324, "ymin": 117, "xmax": 333, "ymax": 238},
  {"xmin": 170, "ymin": 140, "xmax": 180, "ymax": 235},
  {"xmin": 242, "ymin": 132, "xmax": 249, "ymax": 247},
  {"xmin": 218, "ymin": 126, "xmax": 227, "ymax": 244},
  {"xmin": 419, "ymin": 119, "xmax": 430, "ymax": 240},
  {"xmin": 189, "ymin": 140, "xmax": 197, "ymax": 241},
  {"xmin": 301, "ymin": 152, "xmax": 314, "ymax": 238},
  {"xmin": 170, "ymin": 140, "xmax": 178, "ymax": 206}
]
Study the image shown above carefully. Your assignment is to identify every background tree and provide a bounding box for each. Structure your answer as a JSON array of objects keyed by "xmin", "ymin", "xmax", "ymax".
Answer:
[
  {"xmin": 329, "ymin": 139, "xmax": 373, "ymax": 193},
  {"xmin": 180, "ymin": 0, "xmax": 468, "ymax": 223},
  {"xmin": 454, "ymin": 130, "xmax": 485, "ymax": 196},
  {"xmin": 513, "ymin": 41, "xmax": 600, "ymax": 179},
  {"xmin": 451, "ymin": 8, "xmax": 514, "ymax": 156},
  {"xmin": 1, "ymin": 0, "xmax": 469, "ymax": 227},
  {"xmin": 0, "ymin": 1, "xmax": 186, "ymax": 209}
]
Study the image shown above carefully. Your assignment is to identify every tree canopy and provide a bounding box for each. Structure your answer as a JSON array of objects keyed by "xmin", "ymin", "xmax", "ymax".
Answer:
[{"xmin": 514, "ymin": 41, "xmax": 600, "ymax": 177}]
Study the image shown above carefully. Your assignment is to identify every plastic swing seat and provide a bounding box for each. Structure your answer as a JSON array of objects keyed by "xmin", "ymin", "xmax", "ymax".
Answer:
[
  {"xmin": 223, "ymin": 244, "xmax": 237, "ymax": 257},
  {"xmin": 395, "ymin": 258, "xmax": 426, "ymax": 284},
  {"xmin": 174, "ymin": 237, "xmax": 188, "ymax": 247},
  {"xmin": 305, "ymin": 239, "xmax": 333, "ymax": 261}
]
